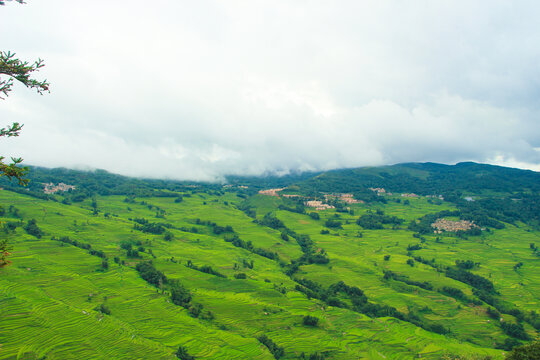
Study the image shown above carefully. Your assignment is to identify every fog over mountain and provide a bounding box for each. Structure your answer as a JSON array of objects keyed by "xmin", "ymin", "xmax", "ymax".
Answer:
[{"xmin": 1, "ymin": 0, "xmax": 539, "ymax": 180}]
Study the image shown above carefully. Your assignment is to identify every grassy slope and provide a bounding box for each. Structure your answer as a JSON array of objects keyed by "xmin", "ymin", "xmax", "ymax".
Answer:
[{"xmin": 1, "ymin": 190, "xmax": 536, "ymax": 359}]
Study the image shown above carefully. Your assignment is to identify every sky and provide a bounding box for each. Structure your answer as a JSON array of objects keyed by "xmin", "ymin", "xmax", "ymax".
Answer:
[{"xmin": 1, "ymin": 0, "xmax": 539, "ymax": 181}]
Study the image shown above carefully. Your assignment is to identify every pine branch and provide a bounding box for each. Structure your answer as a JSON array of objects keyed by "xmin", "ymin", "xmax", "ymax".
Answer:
[
  {"xmin": 0, "ymin": 156, "xmax": 29, "ymax": 185},
  {"xmin": 0, "ymin": 1, "xmax": 26, "ymax": 6},
  {"xmin": 0, "ymin": 51, "xmax": 49, "ymax": 99},
  {"xmin": 0, "ymin": 122, "xmax": 23, "ymax": 137}
]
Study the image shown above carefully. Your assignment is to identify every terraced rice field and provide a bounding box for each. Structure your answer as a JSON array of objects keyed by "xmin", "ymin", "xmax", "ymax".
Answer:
[{"xmin": 1, "ymin": 190, "xmax": 537, "ymax": 359}]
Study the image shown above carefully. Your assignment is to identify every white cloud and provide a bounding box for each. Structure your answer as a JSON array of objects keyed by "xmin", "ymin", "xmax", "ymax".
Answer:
[{"xmin": 1, "ymin": 0, "xmax": 539, "ymax": 180}]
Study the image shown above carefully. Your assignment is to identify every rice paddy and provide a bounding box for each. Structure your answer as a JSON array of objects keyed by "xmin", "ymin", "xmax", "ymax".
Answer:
[{"xmin": 1, "ymin": 189, "xmax": 537, "ymax": 359}]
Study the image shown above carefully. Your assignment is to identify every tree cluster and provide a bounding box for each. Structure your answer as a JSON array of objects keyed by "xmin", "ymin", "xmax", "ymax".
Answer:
[
  {"xmin": 356, "ymin": 211, "xmax": 403, "ymax": 230},
  {"xmin": 257, "ymin": 334, "xmax": 284, "ymax": 359},
  {"xmin": 23, "ymin": 219, "xmax": 43, "ymax": 238}
]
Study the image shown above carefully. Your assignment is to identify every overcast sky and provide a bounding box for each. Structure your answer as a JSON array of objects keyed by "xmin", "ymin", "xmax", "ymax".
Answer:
[{"xmin": 1, "ymin": 1, "xmax": 539, "ymax": 181}]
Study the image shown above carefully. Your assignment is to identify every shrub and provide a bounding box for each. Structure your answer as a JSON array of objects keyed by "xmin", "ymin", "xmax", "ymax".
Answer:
[
  {"xmin": 188, "ymin": 303, "xmax": 203, "ymax": 318},
  {"xmin": 357, "ymin": 212, "xmax": 403, "ymax": 229},
  {"xmin": 407, "ymin": 244, "xmax": 422, "ymax": 251},
  {"xmin": 486, "ymin": 307, "xmax": 500, "ymax": 320},
  {"xmin": 257, "ymin": 334, "xmax": 284, "ymax": 359},
  {"xmin": 198, "ymin": 265, "xmax": 226, "ymax": 278},
  {"xmin": 127, "ymin": 249, "xmax": 140, "ymax": 258},
  {"xmin": 309, "ymin": 212, "xmax": 320, "ymax": 220},
  {"xmin": 257, "ymin": 213, "xmax": 285, "ymax": 230},
  {"xmin": 455, "ymin": 259, "xmax": 477, "ymax": 269},
  {"xmin": 24, "ymin": 219, "xmax": 43, "ymax": 238},
  {"xmin": 97, "ymin": 303, "xmax": 111, "ymax": 315},
  {"xmin": 120, "ymin": 241, "xmax": 132, "ymax": 251},
  {"xmin": 440, "ymin": 286, "xmax": 466, "ymax": 300},
  {"xmin": 135, "ymin": 261, "xmax": 167, "ymax": 287},
  {"xmin": 445, "ymin": 267, "xmax": 495, "ymax": 294},
  {"xmin": 170, "ymin": 282, "xmax": 191, "ymax": 307},
  {"xmin": 302, "ymin": 315, "xmax": 319, "ymax": 327},
  {"xmin": 506, "ymin": 340, "xmax": 540, "ymax": 360},
  {"xmin": 175, "ymin": 345, "xmax": 195, "ymax": 360},
  {"xmin": 324, "ymin": 219, "xmax": 342, "ymax": 229},
  {"xmin": 496, "ymin": 337, "xmax": 522, "ymax": 352},
  {"xmin": 501, "ymin": 321, "xmax": 529, "ymax": 340}
]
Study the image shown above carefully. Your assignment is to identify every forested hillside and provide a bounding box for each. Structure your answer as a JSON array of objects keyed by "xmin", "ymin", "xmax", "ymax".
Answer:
[
  {"xmin": 0, "ymin": 163, "xmax": 539, "ymax": 359},
  {"xmin": 298, "ymin": 162, "xmax": 540, "ymax": 195}
]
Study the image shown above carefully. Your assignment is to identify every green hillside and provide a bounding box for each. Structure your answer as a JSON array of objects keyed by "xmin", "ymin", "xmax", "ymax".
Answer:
[
  {"xmin": 298, "ymin": 162, "xmax": 540, "ymax": 194},
  {"xmin": 1, "ymin": 163, "xmax": 539, "ymax": 359}
]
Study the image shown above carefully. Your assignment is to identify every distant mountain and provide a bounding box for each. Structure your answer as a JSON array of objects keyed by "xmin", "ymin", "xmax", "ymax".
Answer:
[
  {"xmin": 2, "ymin": 162, "xmax": 539, "ymax": 200},
  {"xmin": 0, "ymin": 166, "xmax": 222, "ymax": 198},
  {"xmin": 295, "ymin": 162, "xmax": 540, "ymax": 195}
]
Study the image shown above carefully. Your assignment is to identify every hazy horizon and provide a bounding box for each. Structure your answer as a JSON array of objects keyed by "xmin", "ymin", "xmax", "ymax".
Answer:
[{"xmin": 19, "ymin": 159, "xmax": 539, "ymax": 185}]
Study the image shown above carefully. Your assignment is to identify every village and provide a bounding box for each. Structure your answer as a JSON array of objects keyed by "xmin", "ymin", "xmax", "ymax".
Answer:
[
  {"xmin": 42, "ymin": 182, "xmax": 76, "ymax": 194},
  {"xmin": 431, "ymin": 218, "xmax": 478, "ymax": 233},
  {"xmin": 256, "ymin": 186, "xmax": 446, "ymax": 210},
  {"xmin": 257, "ymin": 188, "xmax": 360, "ymax": 210},
  {"xmin": 256, "ymin": 187, "xmax": 379, "ymax": 210}
]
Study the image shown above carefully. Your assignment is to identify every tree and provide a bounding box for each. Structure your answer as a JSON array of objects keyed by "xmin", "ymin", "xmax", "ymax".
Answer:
[
  {"xmin": 23, "ymin": 218, "xmax": 43, "ymax": 238},
  {"xmin": 170, "ymin": 282, "xmax": 191, "ymax": 307},
  {"xmin": 302, "ymin": 315, "xmax": 319, "ymax": 327},
  {"xmin": 164, "ymin": 231, "xmax": 174, "ymax": 241},
  {"xmin": 98, "ymin": 303, "xmax": 111, "ymax": 315},
  {"xmin": 507, "ymin": 340, "xmax": 540, "ymax": 360},
  {"xmin": 257, "ymin": 334, "xmax": 284, "ymax": 359},
  {"xmin": 1, "ymin": 2, "xmax": 50, "ymax": 184},
  {"xmin": 175, "ymin": 345, "xmax": 195, "ymax": 360}
]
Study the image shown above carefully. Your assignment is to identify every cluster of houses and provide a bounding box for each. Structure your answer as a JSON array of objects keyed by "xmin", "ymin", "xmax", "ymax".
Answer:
[
  {"xmin": 369, "ymin": 187, "xmax": 393, "ymax": 196},
  {"xmin": 431, "ymin": 218, "xmax": 477, "ymax": 233},
  {"xmin": 427, "ymin": 194, "xmax": 445, "ymax": 200},
  {"xmin": 282, "ymin": 194, "xmax": 300, "ymax": 198},
  {"xmin": 257, "ymin": 188, "xmax": 302, "ymax": 198},
  {"xmin": 257, "ymin": 186, "xmax": 448, "ymax": 211},
  {"xmin": 257, "ymin": 188, "xmax": 359, "ymax": 210},
  {"xmin": 401, "ymin": 193, "xmax": 419, "ymax": 198},
  {"xmin": 224, "ymin": 185, "xmax": 249, "ymax": 190},
  {"xmin": 304, "ymin": 200, "xmax": 335, "ymax": 210},
  {"xmin": 369, "ymin": 187, "xmax": 445, "ymax": 200},
  {"xmin": 257, "ymin": 188, "xmax": 285, "ymax": 196},
  {"xmin": 324, "ymin": 193, "xmax": 362, "ymax": 204},
  {"xmin": 42, "ymin": 182, "xmax": 76, "ymax": 194}
]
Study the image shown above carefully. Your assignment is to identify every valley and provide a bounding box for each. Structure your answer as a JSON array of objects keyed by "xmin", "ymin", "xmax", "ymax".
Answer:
[{"xmin": 0, "ymin": 163, "xmax": 538, "ymax": 359}]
